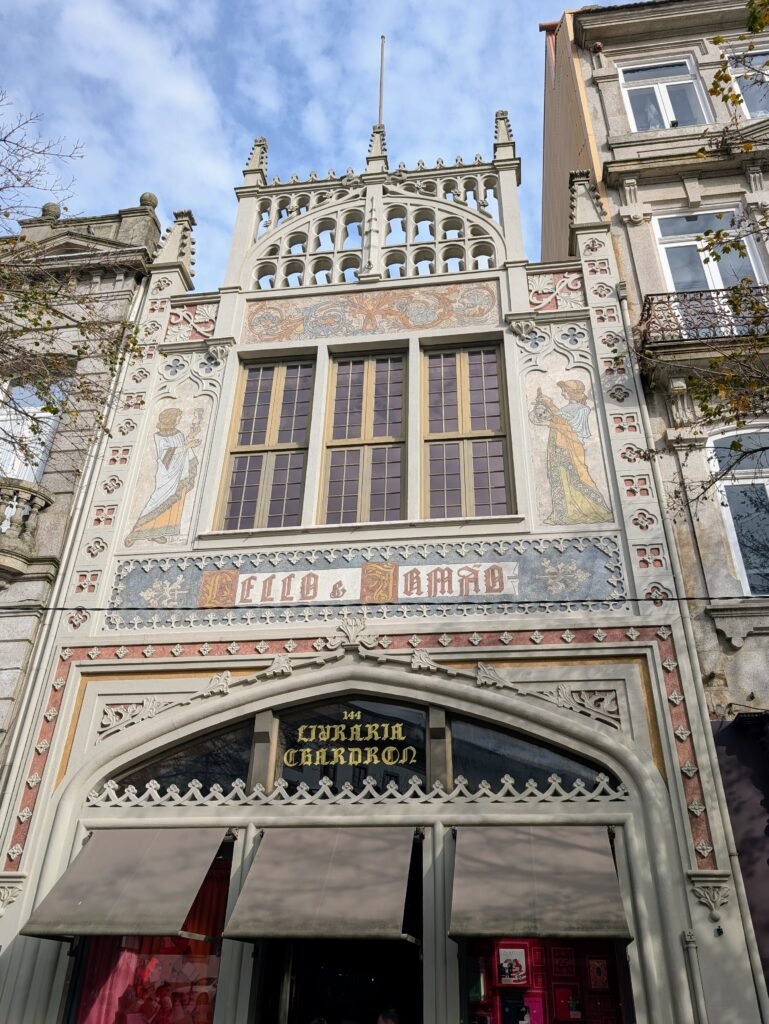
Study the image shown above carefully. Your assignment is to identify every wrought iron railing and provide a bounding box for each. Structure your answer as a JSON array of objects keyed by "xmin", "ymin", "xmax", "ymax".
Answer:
[{"xmin": 638, "ymin": 286, "xmax": 769, "ymax": 345}]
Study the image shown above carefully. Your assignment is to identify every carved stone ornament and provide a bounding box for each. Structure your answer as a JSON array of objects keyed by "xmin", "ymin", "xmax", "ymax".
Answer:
[
  {"xmin": 475, "ymin": 663, "xmax": 621, "ymax": 730},
  {"xmin": 87, "ymin": 772, "xmax": 628, "ymax": 809},
  {"xmin": 691, "ymin": 882, "xmax": 730, "ymax": 921},
  {"xmin": 0, "ymin": 883, "xmax": 22, "ymax": 919}
]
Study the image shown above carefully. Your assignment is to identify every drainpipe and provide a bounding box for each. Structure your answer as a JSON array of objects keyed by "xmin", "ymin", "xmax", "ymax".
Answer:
[{"xmin": 618, "ymin": 283, "xmax": 769, "ymax": 1024}]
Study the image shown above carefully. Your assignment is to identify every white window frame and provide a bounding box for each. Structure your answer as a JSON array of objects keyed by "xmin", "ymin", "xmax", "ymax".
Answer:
[
  {"xmin": 708, "ymin": 429, "xmax": 769, "ymax": 596},
  {"xmin": 619, "ymin": 57, "xmax": 710, "ymax": 131},
  {"xmin": 653, "ymin": 210, "xmax": 764, "ymax": 292},
  {"xmin": 730, "ymin": 51, "xmax": 769, "ymax": 119}
]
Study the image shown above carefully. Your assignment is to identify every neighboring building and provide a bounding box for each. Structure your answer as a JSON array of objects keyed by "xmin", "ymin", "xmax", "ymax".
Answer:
[
  {"xmin": 0, "ymin": 107, "xmax": 764, "ymax": 1023},
  {"xmin": 541, "ymin": 0, "xmax": 769, "ymax": 1004},
  {"xmin": 0, "ymin": 198, "xmax": 160, "ymax": 784}
]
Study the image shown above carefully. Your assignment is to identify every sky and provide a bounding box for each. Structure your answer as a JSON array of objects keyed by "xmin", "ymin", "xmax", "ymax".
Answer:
[{"xmin": 3, "ymin": 0, "xmax": 627, "ymax": 292}]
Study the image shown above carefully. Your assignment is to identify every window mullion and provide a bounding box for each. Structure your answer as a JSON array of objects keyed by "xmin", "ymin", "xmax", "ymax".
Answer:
[
  {"xmin": 461, "ymin": 438, "xmax": 474, "ymax": 517},
  {"xmin": 256, "ymin": 451, "xmax": 276, "ymax": 527},
  {"xmin": 359, "ymin": 444, "xmax": 372, "ymax": 521},
  {"xmin": 264, "ymin": 364, "xmax": 285, "ymax": 447},
  {"xmin": 657, "ymin": 84, "xmax": 674, "ymax": 126},
  {"xmin": 303, "ymin": 346, "xmax": 329, "ymax": 526}
]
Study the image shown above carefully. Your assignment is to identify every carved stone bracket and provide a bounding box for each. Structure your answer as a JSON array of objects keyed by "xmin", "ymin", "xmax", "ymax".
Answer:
[
  {"xmin": 688, "ymin": 871, "xmax": 731, "ymax": 921},
  {"xmin": 0, "ymin": 881, "xmax": 22, "ymax": 919},
  {"xmin": 707, "ymin": 600, "xmax": 769, "ymax": 649}
]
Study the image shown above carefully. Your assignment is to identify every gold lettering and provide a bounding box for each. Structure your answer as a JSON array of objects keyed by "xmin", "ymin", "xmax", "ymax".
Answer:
[
  {"xmin": 365, "ymin": 724, "xmax": 381, "ymax": 741},
  {"xmin": 314, "ymin": 748, "xmax": 329, "ymax": 766},
  {"xmin": 381, "ymin": 745, "xmax": 399, "ymax": 766},
  {"xmin": 400, "ymin": 746, "xmax": 417, "ymax": 765},
  {"xmin": 300, "ymin": 748, "xmax": 314, "ymax": 766},
  {"xmin": 349, "ymin": 724, "xmax": 363, "ymax": 741},
  {"xmin": 331, "ymin": 747, "xmax": 346, "ymax": 765},
  {"xmin": 283, "ymin": 748, "xmax": 299, "ymax": 767},
  {"xmin": 348, "ymin": 747, "xmax": 362, "ymax": 765},
  {"xmin": 388, "ymin": 722, "xmax": 406, "ymax": 741},
  {"xmin": 364, "ymin": 747, "xmax": 380, "ymax": 765},
  {"xmin": 297, "ymin": 724, "xmax": 316, "ymax": 743}
]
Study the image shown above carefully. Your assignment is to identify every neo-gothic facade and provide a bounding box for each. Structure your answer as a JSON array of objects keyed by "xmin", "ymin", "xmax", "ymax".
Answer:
[{"xmin": 0, "ymin": 102, "xmax": 764, "ymax": 1022}]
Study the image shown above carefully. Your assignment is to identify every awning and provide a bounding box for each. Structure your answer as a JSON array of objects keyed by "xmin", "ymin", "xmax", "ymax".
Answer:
[
  {"xmin": 449, "ymin": 825, "xmax": 631, "ymax": 939},
  {"xmin": 22, "ymin": 827, "xmax": 227, "ymax": 939},
  {"xmin": 225, "ymin": 826, "xmax": 415, "ymax": 940}
]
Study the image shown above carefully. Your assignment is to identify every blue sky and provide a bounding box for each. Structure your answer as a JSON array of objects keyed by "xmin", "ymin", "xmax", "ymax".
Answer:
[{"xmin": 4, "ymin": 0, "xmax": 627, "ymax": 291}]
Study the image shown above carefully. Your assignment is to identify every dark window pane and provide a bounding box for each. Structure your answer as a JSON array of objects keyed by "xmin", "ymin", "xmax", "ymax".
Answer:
[
  {"xmin": 713, "ymin": 433, "xmax": 769, "ymax": 472},
  {"xmin": 658, "ymin": 213, "xmax": 730, "ymax": 237},
  {"xmin": 667, "ymin": 82, "xmax": 704, "ymax": 126},
  {"xmin": 623, "ymin": 63, "xmax": 690, "ymax": 83},
  {"xmin": 472, "ymin": 439, "xmax": 509, "ymax": 516},
  {"xmin": 741, "ymin": 75, "xmax": 769, "ymax": 117},
  {"xmin": 628, "ymin": 87, "xmax": 665, "ymax": 130},
  {"xmin": 277, "ymin": 363, "xmax": 314, "ymax": 443},
  {"xmin": 332, "ymin": 360, "xmax": 365, "ymax": 440},
  {"xmin": 373, "ymin": 356, "xmax": 404, "ymax": 438},
  {"xmin": 427, "ymin": 353, "xmax": 459, "ymax": 433},
  {"xmin": 450, "ymin": 716, "xmax": 620, "ymax": 790},
  {"xmin": 369, "ymin": 446, "xmax": 402, "ymax": 521},
  {"xmin": 224, "ymin": 453, "xmax": 263, "ymax": 529},
  {"xmin": 468, "ymin": 349, "xmax": 501, "ymax": 430},
  {"xmin": 725, "ymin": 483, "xmax": 769, "ymax": 594},
  {"xmin": 665, "ymin": 244, "xmax": 709, "ymax": 291},
  {"xmin": 237, "ymin": 366, "xmax": 274, "ymax": 446},
  {"xmin": 267, "ymin": 451, "xmax": 305, "ymax": 527},
  {"xmin": 429, "ymin": 442, "xmax": 462, "ymax": 518},
  {"xmin": 116, "ymin": 720, "xmax": 254, "ymax": 791},
  {"xmin": 325, "ymin": 448, "xmax": 361, "ymax": 523}
]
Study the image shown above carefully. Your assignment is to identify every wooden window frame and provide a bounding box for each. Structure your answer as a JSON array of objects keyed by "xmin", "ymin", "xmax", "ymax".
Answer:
[
  {"xmin": 422, "ymin": 344, "xmax": 512, "ymax": 519},
  {"xmin": 221, "ymin": 360, "xmax": 314, "ymax": 530},
  {"xmin": 320, "ymin": 352, "xmax": 406, "ymax": 524}
]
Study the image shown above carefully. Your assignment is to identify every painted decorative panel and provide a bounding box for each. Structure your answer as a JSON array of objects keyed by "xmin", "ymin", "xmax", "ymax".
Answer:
[
  {"xmin": 244, "ymin": 281, "xmax": 500, "ymax": 343},
  {"xmin": 104, "ymin": 534, "xmax": 627, "ymax": 630}
]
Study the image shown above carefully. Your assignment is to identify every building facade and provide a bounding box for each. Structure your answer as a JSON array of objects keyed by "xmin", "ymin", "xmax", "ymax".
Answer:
[
  {"xmin": 0, "ymin": 108, "xmax": 764, "ymax": 1022},
  {"xmin": 541, "ymin": 0, "xmax": 769, "ymax": 1001},
  {"xmin": 0, "ymin": 198, "xmax": 160, "ymax": 783}
]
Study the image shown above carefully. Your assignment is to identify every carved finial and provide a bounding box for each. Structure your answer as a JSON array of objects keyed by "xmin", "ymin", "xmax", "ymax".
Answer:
[
  {"xmin": 153, "ymin": 210, "xmax": 197, "ymax": 285},
  {"xmin": 569, "ymin": 170, "xmax": 606, "ymax": 228},
  {"xmin": 245, "ymin": 136, "xmax": 268, "ymax": 181},
  {"xmin": 366, "ymin": 123, "xmax": 389, "ymax": 173},
  {"xmin": 495, "ymin": 110, "xmax": 514, "ymax": 144}
]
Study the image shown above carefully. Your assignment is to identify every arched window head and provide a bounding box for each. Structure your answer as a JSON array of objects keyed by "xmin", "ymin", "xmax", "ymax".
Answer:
[{"xmin": 256, "ymin": 262, "xmax": 276, "ymax": 289}]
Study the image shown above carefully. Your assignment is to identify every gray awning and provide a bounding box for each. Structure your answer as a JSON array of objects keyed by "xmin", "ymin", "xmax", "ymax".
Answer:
[
  {"xmin": 225, "ymin": 826, "xmax": 415, "ymax": 940},
  {"xmin": 449, "ymin": 825, "xmax": 631, "ymax": 939},
  {"xmin": 22, "ymin": 827, "xmax": 227, "ymax": 938}
]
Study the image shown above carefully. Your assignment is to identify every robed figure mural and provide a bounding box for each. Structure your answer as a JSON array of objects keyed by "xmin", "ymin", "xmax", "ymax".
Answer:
[
  {"xmin": 125, "ymin": 407, "xmax": 202, "ymax": 546},
  {"xmin": 529, "ymin": 379, "xmax": 612, "ymax": 526}
]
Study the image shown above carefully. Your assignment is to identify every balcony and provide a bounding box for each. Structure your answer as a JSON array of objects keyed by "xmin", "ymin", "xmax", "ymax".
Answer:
[
  {"xmin": 638, "ymin": 286, "xmax": 769, "ymax": 349},
  {"xmin": 0, "ymin": 478, "xmax": 54, "ymax": 581}
]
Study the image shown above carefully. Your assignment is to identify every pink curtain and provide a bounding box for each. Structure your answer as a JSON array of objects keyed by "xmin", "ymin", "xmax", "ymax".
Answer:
[{"xmin": 75, "ymin": 857, "xmax": 229, "ymax": 1024}]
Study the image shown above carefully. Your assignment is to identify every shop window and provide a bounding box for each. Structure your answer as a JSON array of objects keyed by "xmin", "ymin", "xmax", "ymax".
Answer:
[
  {"xmin": 277, "ymin": 697, "xmax": 427, "ymax": 793},
  {"xmin": 450, "ymin": 716, "xmax": 620, "ymax": 791},
  {"xmin": 114, "ymin": 720, "xmax": 254, "ymax": 793},
  {"xmin": 323, "ymin": 353, "xmax": 405, "ymax": 524},
  {"xmin": 223, "ymin": 361, "xmax": 314, "ymax": 530},
  {"xmin": 72, "ymin": 845, "xmax": 232, "ymax": 1024},
  {"xmin": 620, "ymin": 60, "xmax": 708, "ymax": 130},
  {"xmin": 712, "ymin": 430, "xmax": 769, "ymax": 595},
  {"xmin": 732, "ymin": 53, "xmax": 769, "ymax": 118},
  {"xmin": 655, "ymin": 211, "xmax": 759, "ymax": 291},
  {"xmin": 424, "ymin": 346, "xmax": 511, "ymax": 518}
]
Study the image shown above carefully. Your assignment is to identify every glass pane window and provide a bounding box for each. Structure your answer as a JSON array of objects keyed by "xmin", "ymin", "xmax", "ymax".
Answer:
[
  {"xmin": 323, "ymin": 353, "xmax": 405, "ymax": 524},
  {"xmin": 621, "ymin": 61, "xmax": 707, "ymax": 130},
  {"xmin": 657, "ymin": 212, "xmax": 759, "ymax": 291},
  {"xmin": 713, "ymin": 432, "xmax": 769, "ymax": 473},
  {"xmin": 424, "ymin": 346, "xmax": 511, "ymax": 518},
  {"xmin": 724, "ymin": 483, "xmax": 769, "ymax": 594},
  {"xmin": 733, "ymin": 53, "xmax": 769, "ymax": 117},
  {"xmin": 0, "ymin": 381, "xmax": 67, "ymax": 484},
  {"xmin": 223, "ymin": 362, "xmax": 314, "ymax": 530}
]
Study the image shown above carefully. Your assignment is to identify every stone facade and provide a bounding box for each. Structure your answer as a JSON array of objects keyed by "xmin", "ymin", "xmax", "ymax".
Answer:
[
  {"xmin": 0, "ymin": 106, "xmax": 764, "ymax": 1022},
  {"xmin": 542, "ymin": 0, "xmax": 769, "ymax": 1009}
]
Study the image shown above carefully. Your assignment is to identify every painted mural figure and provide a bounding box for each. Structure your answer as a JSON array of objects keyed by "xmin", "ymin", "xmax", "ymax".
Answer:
[
  {"xmin": 529, "ymin": 379, "xmax": 612, "ymax": 525},
  {"xmin": 125, "ymin": 407, "xmax": 202, "ymax": 546}
]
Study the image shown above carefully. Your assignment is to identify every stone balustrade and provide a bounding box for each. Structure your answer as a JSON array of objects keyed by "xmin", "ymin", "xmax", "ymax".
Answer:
[{"xmin": 0, "ymin": 478, "xmax": 54, "ymax": 579}]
